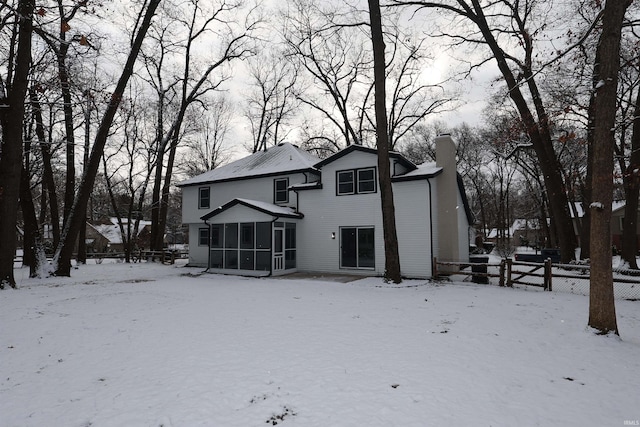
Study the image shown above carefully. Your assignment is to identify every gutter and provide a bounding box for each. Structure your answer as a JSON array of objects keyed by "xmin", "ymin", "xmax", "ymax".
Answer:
[{"xmin": 427, "ymin": 178, "xmax": 435, "ymax": 278}]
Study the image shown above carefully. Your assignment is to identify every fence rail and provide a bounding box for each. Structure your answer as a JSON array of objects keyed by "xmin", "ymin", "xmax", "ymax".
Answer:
[
  {"xmin": 14, "ymin": 250, "xmax": 188, "ymax": 266},
  {"xmin": 434, "ymin": 257, "xmax": 640, "ymax": 300}
]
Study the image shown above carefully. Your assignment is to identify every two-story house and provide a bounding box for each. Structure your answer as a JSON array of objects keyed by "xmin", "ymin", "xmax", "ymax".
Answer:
[{"xmin": 177, "ymin": 134, "xmax": 473, "ymax": 278}]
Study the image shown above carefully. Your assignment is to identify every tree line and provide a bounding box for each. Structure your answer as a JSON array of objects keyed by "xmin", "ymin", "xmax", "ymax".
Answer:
[{"xmin": 0, "ymin": 0, "xmax": 636, "ymax": 334}]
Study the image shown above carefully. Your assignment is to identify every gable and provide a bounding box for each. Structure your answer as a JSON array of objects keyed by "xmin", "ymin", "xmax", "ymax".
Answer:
[
  {"xmin": 201, "ymin": 198, "xmax": 303, "ymax": 222},
  {"xmin": 314, "ymin": 144, "xmax": 416, "ymax": 173}
]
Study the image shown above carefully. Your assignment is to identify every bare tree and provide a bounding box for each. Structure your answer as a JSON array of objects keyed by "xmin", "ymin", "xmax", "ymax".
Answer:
[
  {"xmin": 588, "ymin": 0, "xmax": 631, "ymax": 336},
  {"xmin": 146, "ymin": 0, "xmax": 259, "ymax": 253},
  {"xmin": 368, "ymin": 0, "xmax": 402, "ymax": 283},
  {"xmin": 389, "ymin": 0, "xmax": 579, "ymax": 262},
  {"xmin": 100, "ymin": 83, "xmax": 157, "ymax": 261},
  {"xmin": 621, "ymin": 78, "xmax": 640, "ymax": 268},
  {"xmin": 615, "ymin": 28, "xmax": 640, "ymax": 268},
  {"xmin": 244, "ymin": 49, "xmax": 298, "ymax": 152},
  {"xmin": 364, "ymin": 35, "xmax": 455, "ymax": 150},
  {"xmin": 53, "ymin": 0, "xmax": 162, "ymax": 276},
  {"xmin": 0, "ymin": 0, "xmax": 36, "ymax": 288},
  {"xmin": 180, "ymin": 94, "xmax": 233, "ymax": 176},
  {"xmin": 282, "ymin": 0, "xmax": 371, "ymax": 149}
]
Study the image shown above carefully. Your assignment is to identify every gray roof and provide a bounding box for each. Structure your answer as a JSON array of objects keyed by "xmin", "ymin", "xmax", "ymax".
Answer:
[{"xmin": 178, "ymin": 143, "xmax": 319, "ymax": 187}]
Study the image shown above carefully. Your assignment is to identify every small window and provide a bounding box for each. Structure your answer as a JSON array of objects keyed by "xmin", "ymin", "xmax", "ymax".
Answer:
[
  {"xmin": 274, "ymin": 178, "xmax": 289, "ymax": 204},
  {"xmin": 337, "ymin": 171, "xmax": 355, "ymax": 195},
  {"xmin": 198, "ymin": 227, "xmax": 210, "ymax": 246},
  {"xmin": 199, "ymin": 187, "xmax": 210, "ymax": 209}
]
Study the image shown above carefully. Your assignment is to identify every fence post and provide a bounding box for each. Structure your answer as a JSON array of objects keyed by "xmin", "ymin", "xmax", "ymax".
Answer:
[
  {"xmin": 499, "ymin": 259, "xmax": 505, "ymax": 287},
  {"xmin": 433, "ymin": 257, "xmax": 438, "ymax": 279},
  {"xmin": 506, "ymin": 258, "xmax": 513, "ymax": 287},
  {"xmin": 544, "ymin": 258, "xmax": 552, "ymax": 291}
]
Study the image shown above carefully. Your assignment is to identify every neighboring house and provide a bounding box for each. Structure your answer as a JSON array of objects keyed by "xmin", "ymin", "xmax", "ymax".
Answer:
[
  {"xmin": 570, "ymin": 201, "xmax": 640, "ymax": 251},
  {"xmin": 511, "ymin": 218, "xmax": 546, "ymax": 247},
  {"xmin": 610, "ymin": 201, "xmax": 638, "ymax": 250},
  {"xmin": 87, "ymin": 218, "xmax": 153, "ymax": 253},
  {"xmin": 177, "ymin": 135, "xmax": 473, "ymax": 278}
]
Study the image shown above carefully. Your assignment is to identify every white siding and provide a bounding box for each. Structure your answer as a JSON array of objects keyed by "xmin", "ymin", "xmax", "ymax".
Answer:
[
  {"xmin": 394, "ymin": 179, "xmax": 433, "ymax": 278},
  {"xmin": 181, "ymin": 172, "xmax": 311, "ymax": 224},
  {"xmin": 298, "ymin": 152, "xmax": 385, "ymax": 275},
  {"xmin": 188, "ymin": 224, "xmax": 209, "ymax": 267}
]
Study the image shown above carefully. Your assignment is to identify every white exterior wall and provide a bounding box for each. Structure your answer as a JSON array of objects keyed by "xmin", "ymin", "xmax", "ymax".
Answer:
[
  {"xmin": 181, "ymin": 172, "xmax": 312, "ymax": 224},
  {"xmin": 297, "ymin": 151, "xmax": 385, "ymax": 275},
  {"xmin": 393, "ymin": 179, "xmax": 433, "ymax": 278},
  {"xmin": 188, "ymin": 224, "xmax": 210, "ymax": 267}
]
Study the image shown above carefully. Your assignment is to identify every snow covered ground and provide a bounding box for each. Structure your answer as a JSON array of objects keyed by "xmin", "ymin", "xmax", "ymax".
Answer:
[{"xmin": 2, "ymin": 261, "xmax": 639, "ymax": 427}]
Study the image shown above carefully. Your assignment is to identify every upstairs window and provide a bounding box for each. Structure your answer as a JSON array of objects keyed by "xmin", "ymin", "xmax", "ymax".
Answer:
[
  {"xmin": 337, "ymin": 167, "xmax": 376, "ymax": 195},
  {"xmin": 337, "ymin": 171, "xmax": 355, "ymax": 195},
  {"xmin": 199, "ymin": 187, "xmax": 210, "ymax": 209},
  {"xmin": 357, "ymin": 168, "xmax": 376, "ymax": 193},
  {"xmin": 274, "ymin": 178, "xmax": 289, "ymax": 204}
]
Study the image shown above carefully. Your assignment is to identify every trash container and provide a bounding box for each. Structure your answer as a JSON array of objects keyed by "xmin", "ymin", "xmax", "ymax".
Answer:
[{"xmin": 469, "ymin": 255, "xmax": 489, "ymax": 284}]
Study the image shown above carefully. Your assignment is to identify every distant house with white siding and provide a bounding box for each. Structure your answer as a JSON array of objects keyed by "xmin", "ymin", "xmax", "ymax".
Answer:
[{"xmin": 177, "ymin": 135, "xmax": 473, "ymax": 278}]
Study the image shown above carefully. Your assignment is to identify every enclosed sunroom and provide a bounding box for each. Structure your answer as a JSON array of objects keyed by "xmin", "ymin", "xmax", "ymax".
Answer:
[{"xmin": 200, "ymin": 198, "xmax": 301, "ymax": 276}]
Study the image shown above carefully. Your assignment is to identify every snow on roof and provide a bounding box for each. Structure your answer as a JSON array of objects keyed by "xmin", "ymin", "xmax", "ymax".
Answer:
[
  {"xmin": 392, "ymin": 161, "xmax": 442, "ymax": 181},
  {"xmin": 511, "ymin": 218, "xmax": 544, "ymax": 232},
  {"xmin": 236, "ymin": 198, "xmax": 301, "ymax": 217},
  {"xmin": 93, "ymin": 224, "xmax": 124, "ymax": 244},
  {"xmin": 109, "ymin": 217, "xmax": 151, "ymax": 227},
  {"xmin": 91, "ymin": 220, "xmax": 150, "ymax": 244},
  {"xmin": 612, "ymin": 200, "xmax": 626, "ymax": 213},
  {"xmin": 289, "ymin": 181, "xmax": 322, "ymax": 190},
  {"xmin": 178, "ymin": 143, "xmax": 319, "ymax": 187},
  {"xmin": 201, "ymin": 198, "xmax": 303, "ymax": 221},
  {"xmin": 570, "ymin": 201, "xmax": 628, "ymax": 218}
]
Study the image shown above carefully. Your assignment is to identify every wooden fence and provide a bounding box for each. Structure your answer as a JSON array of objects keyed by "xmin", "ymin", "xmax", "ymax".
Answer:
[
  {"xmin": 434, "ymin": 257, "xmax": 640, "ymax": 298},
  {"xmin": 14, "ymin": 250, "xmax": 187, "ymax": 266}
]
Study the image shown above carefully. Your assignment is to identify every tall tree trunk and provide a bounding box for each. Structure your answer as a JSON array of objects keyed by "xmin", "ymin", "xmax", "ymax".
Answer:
[
  {"xmin": 0, "ymin": 0, "xmax": 35, "ymax": 289},
  {"xmin": 588, "ymin": 0, "xmax": 630, "ymax": 335},
  {"xmin": 368, "ymin": 0, "xmax": 402, "ymax": 283},
  {"xmin": 20, "ymin": 164, "xmax": 45, "ymax": 278},
  {"xmin": 150, "ymin": 89, "xmax": 167, "ymax": 253},
  {"xmin": 156, "ymin": 131, "xmax": 183, "ymax": 253},
  {"xmin": 621, "ymin": 86, "xmax": 640, "ymax": 269},
  {"xmin": 77, "ymin": 95, "xmax": 93, "ymax": 264},
  {"xmin": 54, "ymin": 0, "xmax": 162, "ymax": 276},
  {"xmin": 30, "ymin": 88, "xmax": 61, "ymax": 247}
]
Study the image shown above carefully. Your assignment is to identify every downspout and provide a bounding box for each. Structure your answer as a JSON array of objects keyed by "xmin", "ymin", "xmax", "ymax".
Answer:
[
  {"xmin": 203, "ymin": 218, "xmax": 210, "ymax": 273},
  {"xmin": 427, "ymin": 178, "xmax": 435, "ymax": 278}
]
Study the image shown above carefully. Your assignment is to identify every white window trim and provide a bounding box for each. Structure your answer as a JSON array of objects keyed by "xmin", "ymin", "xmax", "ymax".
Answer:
[
  {"xmin": 198, "ymin": 187, "xmax": 210, "ymax": 209},
  {"xmin": 274, "ymin": 178, "xmax": 289, "ymax": 204}
]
